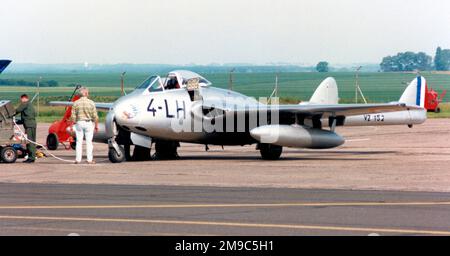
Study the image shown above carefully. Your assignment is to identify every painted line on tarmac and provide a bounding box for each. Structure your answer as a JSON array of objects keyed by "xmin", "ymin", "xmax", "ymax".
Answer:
[
  {"xmin": 0, "ymin": 215, "xmax": 449, "ymax": 235},
  {"xmin": 0, "ymin": 226, "xmax": 210, "ymax": 236},
  {"xmin": 0, "ymin": 226, "xmax": 132, "ymax": 235},
  {"xmin": 346, "ymin": 138, "xmax": 371, "ymax": 142},
  {"xmin": 1, "ymin": 201, "xmax": 450, "ymax": 209}
]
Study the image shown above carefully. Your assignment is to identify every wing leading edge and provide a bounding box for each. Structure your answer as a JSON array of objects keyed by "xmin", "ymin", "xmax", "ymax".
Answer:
[{"xmin": 217, "ymin": 102, "xmax": 420, "ymax": 118}]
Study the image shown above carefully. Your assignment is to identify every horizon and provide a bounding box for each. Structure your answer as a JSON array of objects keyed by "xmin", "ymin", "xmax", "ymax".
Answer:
[
  {"xmin": 0, "ymin": 61, "xmax": 383, "ymax": 74},
  {"xmin": 5, "ymin": 61, "xmax": 380, "ymax": 66}
]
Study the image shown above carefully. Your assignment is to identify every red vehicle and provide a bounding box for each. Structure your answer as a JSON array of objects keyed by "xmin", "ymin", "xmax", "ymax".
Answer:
[
  {"xmin": 46, "ymin": 86, "xmax": 81, "ymax": 150},
  {"xmin": 424, "ymin": 84, "xmax": 446, "ymax": 113}
]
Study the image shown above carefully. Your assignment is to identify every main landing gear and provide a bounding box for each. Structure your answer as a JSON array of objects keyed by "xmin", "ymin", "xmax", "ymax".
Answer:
[
  {"xmin": 125, "ymin": 145, "xmax": 151, "ymax": 161},
  {"xmin": 257, "ymin": 143, "xmax": 283, "ymax": 160},
  {"xmin": 153, "ymin": 141, "xmax": 180, "ymax": 160},
  {"xmin": 108, "ymin": 140, "xmax": 180, "ymax": 163}
]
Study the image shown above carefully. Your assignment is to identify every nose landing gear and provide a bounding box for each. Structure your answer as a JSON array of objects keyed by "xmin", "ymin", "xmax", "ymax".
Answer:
[{"xmin": 108, "ymin": 140, "xmax": 125, "ymax": 163}]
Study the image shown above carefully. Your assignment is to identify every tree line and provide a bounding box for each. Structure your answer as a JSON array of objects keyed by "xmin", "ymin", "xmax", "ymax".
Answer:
[
  {"xmin": 380, "ymin": 47, "xmax": 450, "ymax": 72},
  {"xmin": 0, "ymin": 79, "xmax": 59, "ymax": 87}
]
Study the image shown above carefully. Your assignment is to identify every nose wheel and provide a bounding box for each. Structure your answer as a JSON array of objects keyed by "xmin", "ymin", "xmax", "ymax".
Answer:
[{"xmin": 108, "ymin": 144, "xmax": 125, "ymax": 163}]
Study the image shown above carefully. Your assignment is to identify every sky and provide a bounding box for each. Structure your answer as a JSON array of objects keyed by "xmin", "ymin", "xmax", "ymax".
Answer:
[{"xmin": 1, "ymin": 0, "xmax": 450, "ymax": 65}]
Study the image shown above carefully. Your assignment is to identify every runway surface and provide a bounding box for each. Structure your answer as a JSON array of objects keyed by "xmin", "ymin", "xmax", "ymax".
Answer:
[
  {"xmin": 1, "ymin": 119, "xmax": 449, "ymax": 192},
  {"xmin": 1, "ymin": 183, "xmax": 450, "ymax": 235},
  {"xmin": 1, "ymin": 119, "xmax": 449, "ymax": 235}
]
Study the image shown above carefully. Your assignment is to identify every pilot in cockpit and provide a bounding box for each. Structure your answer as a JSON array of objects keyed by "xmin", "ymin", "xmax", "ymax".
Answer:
[{"xmin": 165, "ymin": 76, "xmax": 180, "ymax": 90}]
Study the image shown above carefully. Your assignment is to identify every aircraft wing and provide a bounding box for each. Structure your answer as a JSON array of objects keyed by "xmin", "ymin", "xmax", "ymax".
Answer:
[
  {"xmin": 220, "ymin": 102, "xmax": 420, "ymax": 118},
  {"xmin": 49, "ymin": 101, "xmax": 113, "ymax": 110}
]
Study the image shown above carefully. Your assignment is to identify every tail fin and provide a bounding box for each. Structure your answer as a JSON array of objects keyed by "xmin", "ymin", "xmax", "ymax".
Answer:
[
  {"xmin": 0, "ymin": 60, "xmax": 12, "ymax": 74},
  {"xmin": 399, "ymin": 76, "xmax": 426, "ymax": 108},
  {"xmin": 309, "ymin": 77, "xmax": 338, "ymax": 104}
]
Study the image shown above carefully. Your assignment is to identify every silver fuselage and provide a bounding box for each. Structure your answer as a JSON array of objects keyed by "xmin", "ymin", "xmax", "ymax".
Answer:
[
  {"xmin": 112, "ymin": 86, "xmax": 260, "ymax": 145},
  {"xmin": 109, "ymin": 85, "xmax": 426, "ymax": 148}
]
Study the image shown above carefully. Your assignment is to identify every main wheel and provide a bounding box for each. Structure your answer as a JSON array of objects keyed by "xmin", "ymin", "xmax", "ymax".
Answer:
[
  {"xmin": 108, "ymin": 146, "xmax": 125, "ymax": 163},
  {"xmin": 259, "ymin": 143, "xmax": 282, "ymax": 160},
  {"xmin": 132, "ymin": 145, "xmax": 151, "ymax": 161},
  {"xmin": 435, "ymin": 107, "xmax": 441, "ymax": 113},
  {"xmin": 1, "ymin": 146, "xmax": 18, "ymax": 163},
  {"xmin": 153, "ymin": 141, "xmax": 179, "ymax": 160},
  {"xmin": 123, "ymin": 145, "xmax": 152, "ymax": 161},
  {"xmin": 46, "ymin": 133, "xmax": 59, "ymax": 150}
]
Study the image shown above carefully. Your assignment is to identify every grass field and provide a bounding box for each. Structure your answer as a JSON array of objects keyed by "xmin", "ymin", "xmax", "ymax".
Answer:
[
  {"xmin": 2, "ymin": 71, "xmax": 450, "ymax": 102},
  {"xmin": 1, "ymin": 71, "xmax": 449, "ymax": 122}
]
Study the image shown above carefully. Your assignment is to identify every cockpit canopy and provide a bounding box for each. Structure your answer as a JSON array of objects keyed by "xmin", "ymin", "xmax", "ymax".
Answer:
[{"xmin": 136, "ymin": 70, "xmax": 212, "ymax": 93}]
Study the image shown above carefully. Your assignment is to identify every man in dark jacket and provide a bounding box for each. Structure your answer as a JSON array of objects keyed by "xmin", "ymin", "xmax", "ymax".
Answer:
[{"xmin": 15, "ymin": 94, "xmax": 37, "ymax": 163}]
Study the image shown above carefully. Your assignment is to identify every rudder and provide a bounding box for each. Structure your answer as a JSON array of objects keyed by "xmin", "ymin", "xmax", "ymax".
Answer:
[{"xmin": 399, "ymin": 76, "xmax": 426, "ymax": 108}]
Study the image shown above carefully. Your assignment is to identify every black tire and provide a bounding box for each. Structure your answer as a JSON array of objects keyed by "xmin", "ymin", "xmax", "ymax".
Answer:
[
  {"xmin": 435, "ymin": 107, "xmax": 441, "ymax": 113},
  {"xmin": 70, "ymin": 141, "xmax": 76, "ymax": 150},
  {"xmin": 259, "ymin": 143, "xmax": 283, "ymax": 160},
  {"xmin": 1, "ymin": 147, "xmax": 18, "ymax": 164},
  {"xmin": 132, "ymin": 145, "xmax": 151, "ymax": 161},
  {"xmin": 153, "ymin": 141, "xmax": 179, "ymax": 160},
  {"xmin": 108, "ymin": 146, "xmax": 125, "ymax": 163},
  {"xmin": 46, "ymin": 133, "xmax": 59, "ymax": 150}
]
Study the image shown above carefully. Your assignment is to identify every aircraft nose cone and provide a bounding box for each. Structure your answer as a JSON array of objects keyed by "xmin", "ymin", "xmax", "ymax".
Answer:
[
  {"xmin": 112, "ymin": 100, "xmax": 128, "ymax": 125},
  {"xmin": 113, "ymin": 98, "xmax": 140, "ymax": 126}
]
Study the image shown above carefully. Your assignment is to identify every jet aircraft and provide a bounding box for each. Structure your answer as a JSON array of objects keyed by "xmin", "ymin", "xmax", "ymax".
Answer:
[{"xmin": 51, "ymin": 70, "xmax": 426, "ymax": 163}]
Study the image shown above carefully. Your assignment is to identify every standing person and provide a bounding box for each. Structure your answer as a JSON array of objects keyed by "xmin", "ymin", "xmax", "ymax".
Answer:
[
  {"xmin": 15, "ymin": 94, "xmax": 37, "ymax": 163},
  {"xmin": 71, "ymin": 87, "xmax": 99, "ymax": 164}
]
